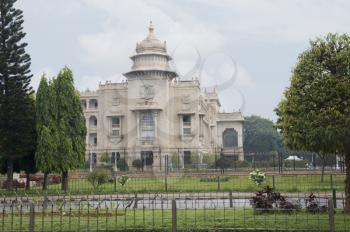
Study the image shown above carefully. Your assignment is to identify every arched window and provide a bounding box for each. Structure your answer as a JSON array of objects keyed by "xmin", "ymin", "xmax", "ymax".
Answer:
[{"xmin": 223, "ymin": 128, "xmax": 238, "ymax": 148}]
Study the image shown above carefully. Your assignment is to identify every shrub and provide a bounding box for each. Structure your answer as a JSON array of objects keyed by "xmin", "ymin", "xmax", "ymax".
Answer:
[
  {"xmin": 1, "ymin": 180, "xmax": 25, "ymax": 189},
  {"xmin": 87, "ymin": 169, "xmax": 110, "ymax": 189},
  {"xmin": 200, "ymin": 176, "xmax": 230, "ymax": 182},
  {"xmin": 117, "ymin": 158, "xmax": 129, "ymax": 171},
  {"xmin": 50, "ymin": 175, "xmax": 62, "ymax": 184},
  {"xmin": 132, "ymin": 159, "xmax": 143, "ymax": 170},
  {"xmin": 215, "ymin": 157, "xmax": 234, "ymax": 169},
  {"xmin": 235, "ymin": 160, "xmax": 250, "ymax": 168},
  {"xmin": 305, "ymin": 193, "xmax": 327, "ymax": 213},
  {"xmin": 249, "ymin": 169, "xmax": 266, "ymax": 186},
  {"xmin": 100, "ymin": 152, "xmax": 110, "ymax": 163},
  {"xmin": 117, "ymin": 175, "xmax": 129, "ymax": 187},
  {"xmin": 250, "ymin": 186, "xmax": 300, "ymax": 212},
  {"xmin": 202, "ymin": 155, "xmax": 216, "ymax": 167}
]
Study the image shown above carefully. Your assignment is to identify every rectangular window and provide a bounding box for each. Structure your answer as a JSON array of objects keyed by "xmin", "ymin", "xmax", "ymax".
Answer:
[
  {"xmin": 89, "ymin": 133, "xmax": 97, "ymax": 146},
  {"xmin": 110, "ymin": 116, "xmax": 120, "ymax": 137},
  {"xmin": 182, "ymin": 115, "xmax": 191, "ymax": 137},
  {"xmin": 183, "ymin": 115, "xmax": 191, "ymax": 126},
  {"xmin": 141, "ymin": 111, "xmax": 154, "ymax": 138}
]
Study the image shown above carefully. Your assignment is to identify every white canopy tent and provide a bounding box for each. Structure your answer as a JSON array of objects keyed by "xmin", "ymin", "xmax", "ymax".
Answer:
[{"xmin": 285, "ymin": 155, "xmax": 303, "ymax": 161}]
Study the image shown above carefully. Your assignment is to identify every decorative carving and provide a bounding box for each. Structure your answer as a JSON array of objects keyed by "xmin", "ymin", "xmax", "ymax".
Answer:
[
  {"xmin": 181, "ymin": 95, "xmax": 191, "ymax": 104},
  {"xmin": 112, "ymin": 97, "xmax": 120, "ymax": 106},
  {"xmin": 109, "ymin": 135, "xmax": 123, "ymax": 144},
  {"xmin": 140, "ymin": 84, "xmax": 155, "ymax": 100},
  {"xmin": 181, "ymin": 95, "xmax": 192, "ymax": 111}
]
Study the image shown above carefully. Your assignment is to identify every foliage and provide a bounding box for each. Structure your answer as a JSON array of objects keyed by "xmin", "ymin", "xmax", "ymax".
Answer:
[
  {"xmin": 0, "ymin": 0, "xmax": 35, "ymax": 190},
  {"xmin": 305, "ymin": 193, "xmax": 327, "ymax": 213},
  {"xmin": 132, "ymin": 159, "xmax": 143, "ymax": 170},
  {"xmin": 36, "ymin": 76, "xmax": 58, "ymax": 175},
  {"xmin": 284, "ymin": 160, "xmax": 308, "ymax": 169},
  {"xmin": 215, "ymin": 156, "xmax": 234, "ymax": 169},
  {"xmin": 117, "ymin": 175, "xmax": 129, "ymax": 187},
  {"xmin": 117, "ymin": 158, "xmax": 129, "ymax": 171},
  {"xmin": 200, "ymin": 176, "xmax": 230, "ymax": 182},
  {"xmin": 249, "ymin": 169, "xmax": 266, "ymax": 186},
  {"xmin": 244, "ymin": 115, "xmax": 283, "ymax": 154},
  {"xmin": 53, "ymin": 67, "xmax": 87, "ymax": 173},
  {"xmin": 250, "ymin": 186, "xmax": 300, "ymax": 212},
  {"xmin": 202, "ymin": 154, "xmax": 216, "ymax": 167},
  {"xmin": 100, "ymin": 153, "xmax": 110, "ymax": 163},
  {"xmin": 275, "ymin": 33, "xmax": 350, "ymax": 211},
  {"xmin": 235, "ymin": 160, "xmax": 250, "ymax": 168},
  {"xmin": 87, "ymin": 169, "xmax": 110, "ymax": 189}
]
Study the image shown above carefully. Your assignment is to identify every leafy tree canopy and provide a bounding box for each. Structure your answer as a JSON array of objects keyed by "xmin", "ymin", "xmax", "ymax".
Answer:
[
  {"xmin": 244, "ymin": 115, "xmax": 283, "ymax": 154},
  {"xmin": 275, "ymin": 33, "xmax": 350, "ymax": 211}
]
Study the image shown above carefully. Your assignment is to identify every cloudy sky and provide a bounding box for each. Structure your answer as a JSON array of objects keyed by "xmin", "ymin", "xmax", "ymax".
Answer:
[{"xmin": 16, "ymin": 0, "xmax": 350, "ymax": 121}]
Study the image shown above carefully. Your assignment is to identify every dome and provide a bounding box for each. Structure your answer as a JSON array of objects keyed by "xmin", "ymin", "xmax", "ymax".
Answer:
[{"xmin": 136, "ymin": 22, "xmax": 167, "ymax": 54}]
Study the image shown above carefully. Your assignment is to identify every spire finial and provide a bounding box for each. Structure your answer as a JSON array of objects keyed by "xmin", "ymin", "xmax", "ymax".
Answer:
[{"xmin": 149, "ymin": 20, "xmax": 154, "ymax": 33}]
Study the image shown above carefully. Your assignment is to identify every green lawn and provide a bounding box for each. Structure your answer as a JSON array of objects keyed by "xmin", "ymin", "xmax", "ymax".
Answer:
[
  {"xmin": 0, "ymin": 208, "xmax": 349, "ymax": 231},
  {"xmin": 1, "ymin": 174, "xmax": 345, "ymax": 196}
]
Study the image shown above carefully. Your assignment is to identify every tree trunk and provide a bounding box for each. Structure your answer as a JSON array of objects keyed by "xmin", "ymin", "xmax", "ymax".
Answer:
[
  {"xmin": 344, "ymin": 152, "xmax": 350, "ymax": 213},
  {"xmin": 320, "ymin": 159, "xmax": 326, "ymax": 183},
  {"xmin": 43, "ymin": 172, "xmax": 49, "ymax": 190},
  {"xmin": 61, "ymin": 171, "xmax": 69, "ymax": 192},
  {"xmin": 6, "ymin": 159, "xmax": 14, "ymax": 191},
  {"xmin": 25, "ymin": 172, "xmax": 30, "ymax": 191}
]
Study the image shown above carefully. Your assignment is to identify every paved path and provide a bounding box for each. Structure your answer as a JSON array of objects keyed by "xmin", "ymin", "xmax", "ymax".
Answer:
[{"xmin": 0, "ymin": 191, "xmax": 345, "ymax": 203}]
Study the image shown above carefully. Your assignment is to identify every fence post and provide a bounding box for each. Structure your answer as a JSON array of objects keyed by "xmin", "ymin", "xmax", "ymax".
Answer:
[
  {"xmin": 217, "ymin": 176, "xmax": 220, "ymax": 192},
  {"xmin": 43, "ymin": 192, "xmax": 48, "ymax": 210},
  {"xmin": 134, "ymin": 193, "xmax": 138, "ymax": 209},
  {"xmin": 332, "ymin": 189, "xmax": 337, "ymax": 209},
  {"xmin": 172, "ymin": 199, "xmax": 177, "ymax": 232},
  {"xmin": 272, "ymin": 175, "xmax": 275, "ymax": 190},
  {"xmin": 328, "ymin": 198, "xmax": 335, "ymax": 232},
  {"xmin": 165, "ymin": 155, "xmax": 168, "ymax": 192},
  {"xmin": 330, "ymin": 174, "xmax": 333, "ymax": 190},
  {"xmin": 29, "ymin": 202, "xmax": 35, "ymax": 232},
  {"xmin": 229, "ymin": 191, "xmax": 233, "ymax": 208}
]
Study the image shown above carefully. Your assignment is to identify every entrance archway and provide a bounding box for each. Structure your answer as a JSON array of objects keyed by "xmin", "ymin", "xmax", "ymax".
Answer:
[{"xmin": 223, "ymin": 128, "xmax": 238, "ymax": 148}]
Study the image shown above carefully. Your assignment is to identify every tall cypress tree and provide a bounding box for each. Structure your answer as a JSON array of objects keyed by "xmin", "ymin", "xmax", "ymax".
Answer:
[
  {"xmin": 36, "ymin": 75, "xmax": 58, "ymax": 190},
  {"xmin": 53, "ymin": 67, "xmax": 86, "ymax": 191},
  {"xmin": 0, "ymin": 0, "xmax": 34, "ymax": 190}
]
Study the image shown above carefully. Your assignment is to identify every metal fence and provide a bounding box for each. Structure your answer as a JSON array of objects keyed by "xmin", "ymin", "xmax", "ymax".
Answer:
[
  {"xmin": 0, "ymin": 172, "xmax": 346, "ymax": 196},
  {"xmin": 0, "ymin": 192, "xmax": 348, "ymax": 231}
]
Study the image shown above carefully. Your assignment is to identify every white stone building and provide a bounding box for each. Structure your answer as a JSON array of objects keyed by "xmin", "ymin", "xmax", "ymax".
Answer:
[{"xmin": 80, "ymin": 23, "xmax": 244, "ymax": 170}]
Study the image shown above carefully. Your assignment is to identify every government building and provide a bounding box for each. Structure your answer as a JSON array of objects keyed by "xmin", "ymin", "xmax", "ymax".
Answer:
[{"xmin": 80, "ymin": 23, "xmax": 244, "ymax": 170}]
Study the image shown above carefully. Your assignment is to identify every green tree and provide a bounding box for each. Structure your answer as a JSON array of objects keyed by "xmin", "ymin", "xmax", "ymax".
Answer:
[
  {"xmin": 275, "ymin": 33, "xmax": 350, "ymax": 212},
  {"xmin": 0, "ymin": 0, "xmax": 34, "ymax": 190},
  {"xmin": 244, "ymin": 115, "xmax": 283, "ymax": 154},
  {"xmin": 35, "ymin": 75, "xmax": 58, "ymax": 190},
  {"xmin": 0, "ymin": 96, "xmax": 36, "ymax": 190},
  {"xmin": 53, "ymin": 67, "xmax": 86, "ymax": 191}
]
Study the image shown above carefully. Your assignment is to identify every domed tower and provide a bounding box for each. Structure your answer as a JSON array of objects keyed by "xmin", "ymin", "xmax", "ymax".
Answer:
[{"xmin": 124, "ymin": 22, "xmax": 177, "ymax": 79}]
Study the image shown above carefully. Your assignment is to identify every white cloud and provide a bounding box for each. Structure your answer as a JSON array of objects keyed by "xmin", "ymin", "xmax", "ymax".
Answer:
[
  {"xmin": 195, "ymin": 0, "xmax": 350, "ymax": 43},
  {"xmin": 78, "ymin": 0, "xmax": 226, "ymax": 74}
]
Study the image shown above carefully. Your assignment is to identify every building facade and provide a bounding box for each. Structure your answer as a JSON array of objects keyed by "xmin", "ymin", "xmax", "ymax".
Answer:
[{"xmin": 80, "ymin": 23, "xmax": 244, "ymax": 170}]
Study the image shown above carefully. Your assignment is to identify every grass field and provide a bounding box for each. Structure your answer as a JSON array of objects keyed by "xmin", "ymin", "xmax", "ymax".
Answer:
[
  {"xmin": 0, "ymin": 207, "xmax": 349, "ymax": 231},
  {"xmin": 2, "ymin": 174, "xmax": 345, "ymax": 196}
]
